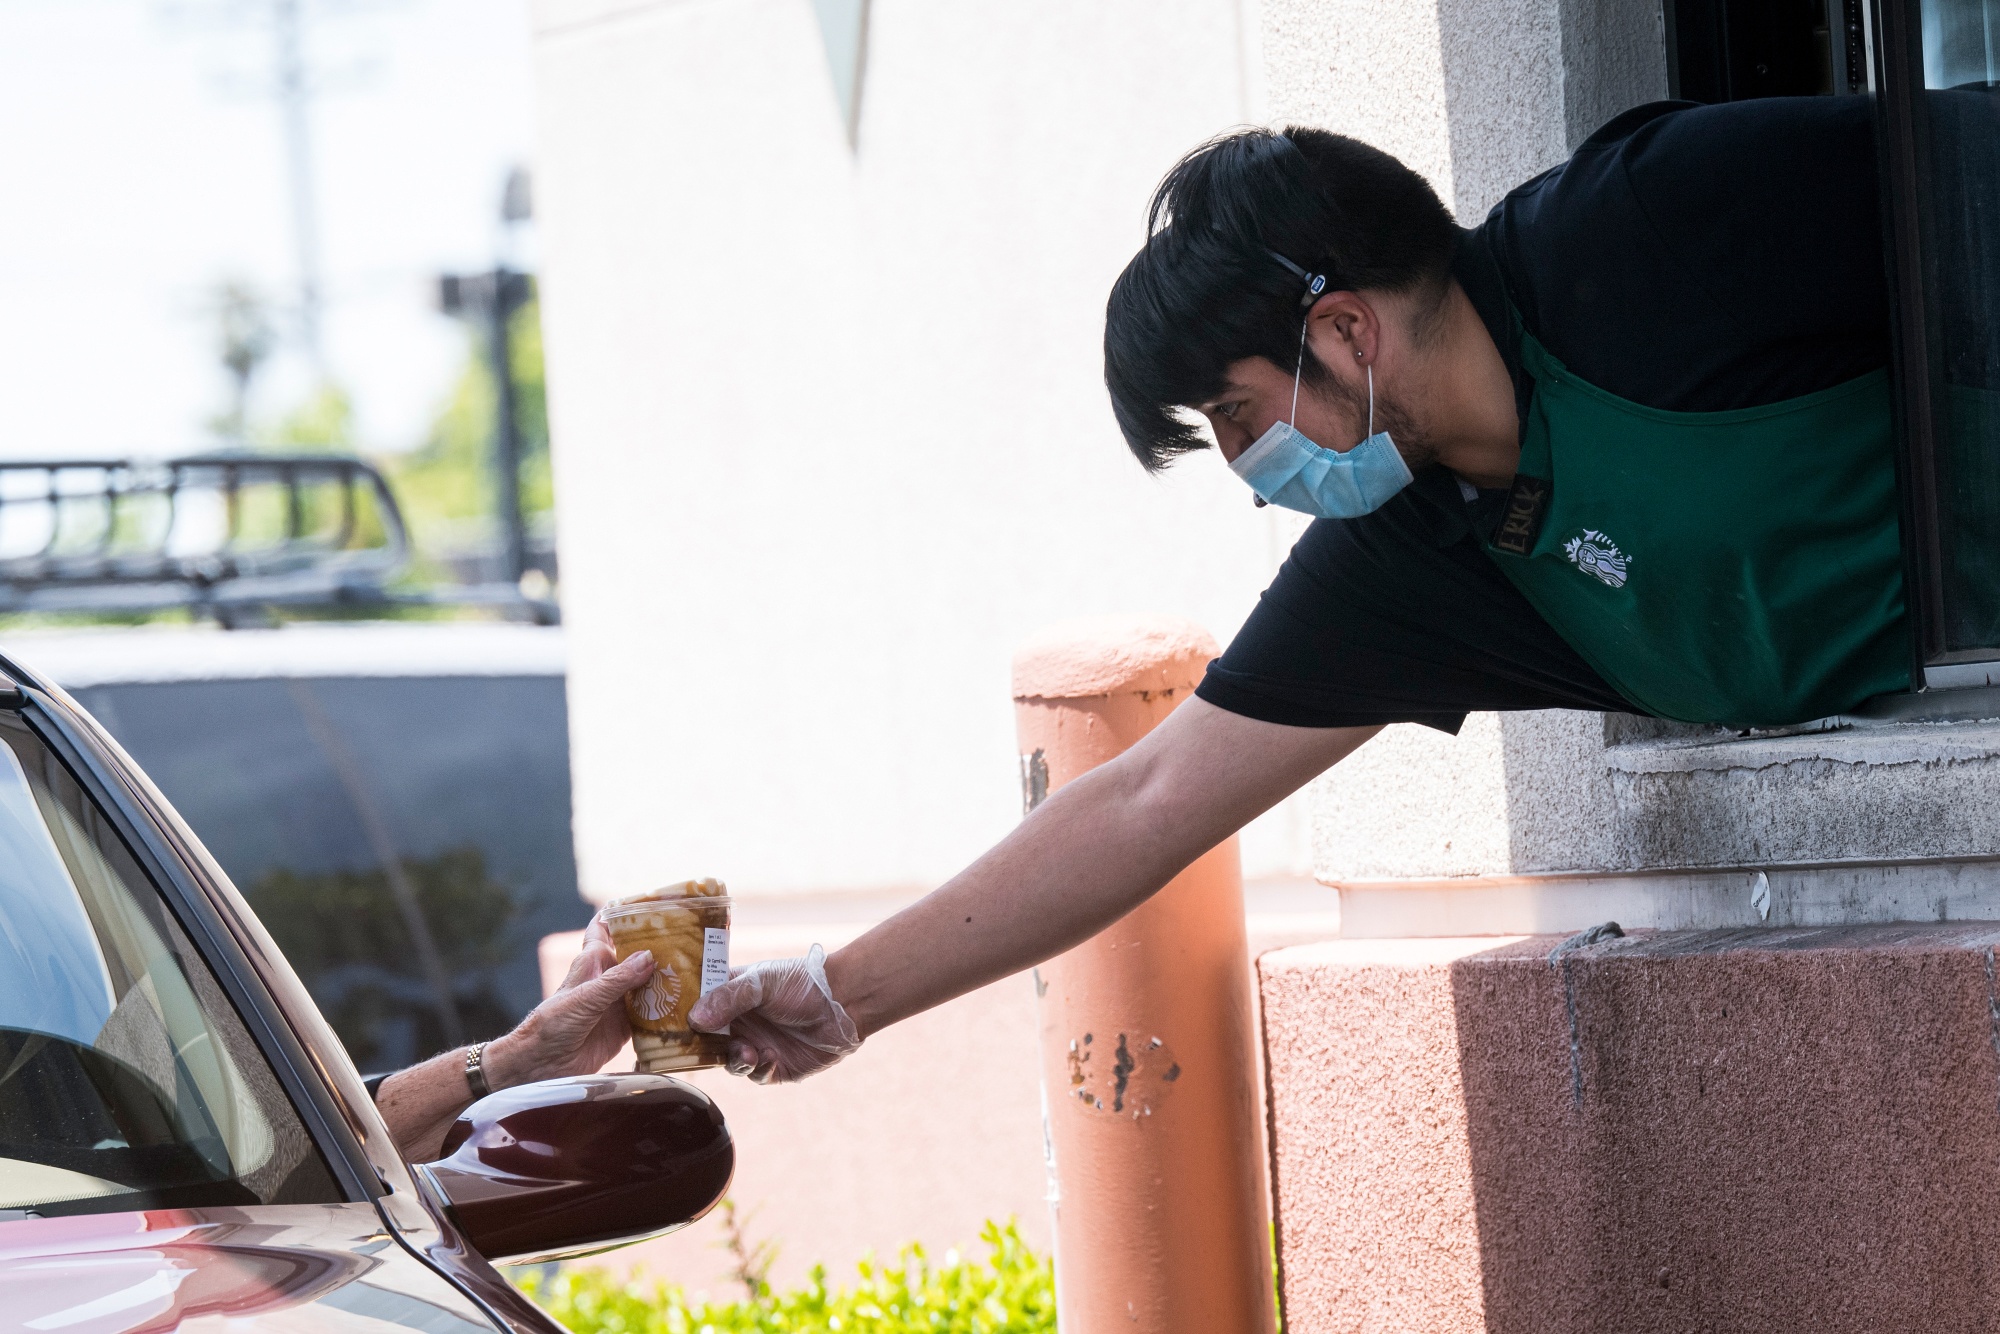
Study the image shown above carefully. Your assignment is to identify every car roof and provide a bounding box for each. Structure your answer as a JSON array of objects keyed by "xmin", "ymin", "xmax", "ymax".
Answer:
[{"xmin": 0, "ymin": 622, "xmax": 565, "ymax": 690}]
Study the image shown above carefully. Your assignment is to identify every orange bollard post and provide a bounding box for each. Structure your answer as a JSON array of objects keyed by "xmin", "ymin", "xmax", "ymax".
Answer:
[{"xmin": 1012, "ymin": 614, "xmax": 1275, "ymax": 1334}]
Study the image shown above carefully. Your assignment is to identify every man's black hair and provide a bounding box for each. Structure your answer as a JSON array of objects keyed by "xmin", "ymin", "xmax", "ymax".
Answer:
[{"xmin": 1104, "ymin": 126, "xmax": 1460, "ymax": 471}]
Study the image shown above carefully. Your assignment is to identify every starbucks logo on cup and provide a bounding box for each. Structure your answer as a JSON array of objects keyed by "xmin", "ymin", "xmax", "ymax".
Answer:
[{"xmin": 633, "ymin": 965, "xmax": 683, "ymax": 1021}]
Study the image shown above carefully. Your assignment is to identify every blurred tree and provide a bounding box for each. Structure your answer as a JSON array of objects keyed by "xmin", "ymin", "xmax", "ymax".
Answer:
[{"xmin": 267, "ymin": 380, "xmax": 356, "ymax": 450}]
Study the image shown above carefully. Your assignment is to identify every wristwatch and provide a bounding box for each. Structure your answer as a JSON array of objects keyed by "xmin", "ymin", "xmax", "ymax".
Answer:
[{"xmin": 464, "ymin": 1041, "xmax": 491, "ymax": 1098}]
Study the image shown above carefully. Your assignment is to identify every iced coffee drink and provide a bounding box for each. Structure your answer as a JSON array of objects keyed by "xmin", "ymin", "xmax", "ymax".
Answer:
[{"xmin": 601, "ymin": 878, "xmax": 733, "ymax": 1073}]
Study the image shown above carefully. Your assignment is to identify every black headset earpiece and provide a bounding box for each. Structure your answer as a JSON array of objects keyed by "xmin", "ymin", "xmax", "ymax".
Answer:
[{"xmin": 1267, "ymin": 249, "xmax": 1328, "ymax": 309}]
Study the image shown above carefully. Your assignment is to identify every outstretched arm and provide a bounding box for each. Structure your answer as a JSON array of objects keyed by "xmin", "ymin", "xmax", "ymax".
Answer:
[
  {"xmin": 693, "ymin": 700, "xmax": 1376, "ymax": 1080},
  {"xmin": 829, "ymin": 700, "xmax": 1375, "ymax": 1034}
]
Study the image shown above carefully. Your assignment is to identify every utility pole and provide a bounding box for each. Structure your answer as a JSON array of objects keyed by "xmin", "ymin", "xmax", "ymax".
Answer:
[
  {"xmin": 438, "ymin": 267, "xmax": 533, "ymax": 585},
  {"xmin": 486, "ymin": 267, "xmax": 529, "ymax": 585},
  {"xmin": 439, "ymin": 170, "xmax": 537, "ymax": 588},
  {"xmin": 272, "ymin": 0, "xmax": 326, "ymax": 370},
  {"xmin": 173, "ymin": 0, "xmax": 344, "ymax": 376}
]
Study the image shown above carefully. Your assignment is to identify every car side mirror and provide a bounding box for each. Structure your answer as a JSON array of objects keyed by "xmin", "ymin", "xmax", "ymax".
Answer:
[{"xmin": 416, "ymin": 1072, "xmax": 734, "ymax": 1265}]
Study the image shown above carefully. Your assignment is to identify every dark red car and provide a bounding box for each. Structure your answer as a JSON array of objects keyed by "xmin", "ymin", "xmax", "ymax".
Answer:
[{"xmin": 0, "ymin": 657, "xmax": 733, "ymax": 1332}]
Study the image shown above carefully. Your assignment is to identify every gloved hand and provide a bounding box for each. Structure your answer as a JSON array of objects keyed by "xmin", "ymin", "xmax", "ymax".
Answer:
[{"xmin": 687, "ymin": 944, "xmax": 862, "ymax": 1084}]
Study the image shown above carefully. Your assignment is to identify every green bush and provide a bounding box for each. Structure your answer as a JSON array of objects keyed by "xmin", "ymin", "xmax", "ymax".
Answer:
[{"xmin": 517, "ymin": 1219, "xmax": 1055, "ymax": 1334}]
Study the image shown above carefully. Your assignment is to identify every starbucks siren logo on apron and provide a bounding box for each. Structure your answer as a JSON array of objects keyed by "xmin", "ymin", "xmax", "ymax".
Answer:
[
  {"xmin": 1482, "ymin": 309, "xmax": 1911, "ymax": 728},
  {"xmin": 1562, "ymin": 530, "xmax": 1629, "ymax": 588}
]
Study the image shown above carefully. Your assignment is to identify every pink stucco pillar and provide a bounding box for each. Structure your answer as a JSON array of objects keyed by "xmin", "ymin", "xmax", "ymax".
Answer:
[
  {"xmin": 1012, "ymin": 615, "xmax": 1275, "ymax": 1334},
  {"xmin": 1260, "ymin": 924, "xmax": 2000, "ymax": 1332}
]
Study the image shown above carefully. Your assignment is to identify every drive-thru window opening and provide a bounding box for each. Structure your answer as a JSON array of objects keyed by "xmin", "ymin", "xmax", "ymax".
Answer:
[{"xmin": 1666, "ymin": 0, "xmax": 1873, "ymax": 98}]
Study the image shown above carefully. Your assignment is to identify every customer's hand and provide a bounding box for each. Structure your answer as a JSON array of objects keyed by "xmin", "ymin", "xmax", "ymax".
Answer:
[
  {"xmin": 376, "ymin": 918, "xmax": 655, "ymax": 1161},
  {"xmin": 483, "ymin": 917, "xmax": 656, "ymax": 1089},
  {"xmin": 688, "ymin": 944, "xmax": 861, "ymax": 1084}
]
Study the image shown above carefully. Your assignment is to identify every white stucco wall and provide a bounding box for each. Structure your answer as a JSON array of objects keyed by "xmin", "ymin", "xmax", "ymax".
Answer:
[
  {"xmin": 532, "ymin": 0, "xmax": 1318, "ymax": 900},
  {"xmin": 1308, "ymin": 715, "xmax": 1512, "ymax": 880},
  {"xmin": 1260, "ymin": 0, "xmax": 1572, "ymax": 226}
]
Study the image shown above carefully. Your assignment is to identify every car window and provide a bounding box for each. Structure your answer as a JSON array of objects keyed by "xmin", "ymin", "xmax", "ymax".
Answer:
[{"xmin": 0, "ymin": 714, "xmax": 341, "ymax": 1216}]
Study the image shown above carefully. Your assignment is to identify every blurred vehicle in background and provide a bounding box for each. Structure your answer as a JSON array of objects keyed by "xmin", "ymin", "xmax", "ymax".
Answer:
[
  {"xmin": 0, "ymin": 453, "xmax": 553, "ymax": 627},
  {"xmin": 7, "ymin": 621, "xmax": 590, "ymax": 1073},
  {"xmin": 0, "ymin": 444, "xmax": 583, "ymax": 1072}
]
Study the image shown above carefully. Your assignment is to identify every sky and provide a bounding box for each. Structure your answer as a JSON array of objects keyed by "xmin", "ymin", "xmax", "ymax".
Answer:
[{"xmin": 0, "ymin": 0, "xmax": 537, "ymax": 459}]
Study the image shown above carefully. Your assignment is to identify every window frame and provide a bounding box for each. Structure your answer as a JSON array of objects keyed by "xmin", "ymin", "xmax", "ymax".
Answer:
[{"xmin": 1874, "ymin": 0, "xmax": 2000, "ymax": 686}]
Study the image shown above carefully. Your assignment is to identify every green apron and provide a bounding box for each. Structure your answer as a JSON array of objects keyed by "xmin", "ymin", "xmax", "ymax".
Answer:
[{"xmin": 1484, "ymin": 328, "xmax": 1910, "ymax": 728}]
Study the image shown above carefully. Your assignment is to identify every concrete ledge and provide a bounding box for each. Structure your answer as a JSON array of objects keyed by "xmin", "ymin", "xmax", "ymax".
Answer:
[
  {"xmin": 1260, "ymin": 924, "xmax": 2000, "ymax": 1333},
  {"xmin": 1315, "ymin": 711, "xmax": 2000, "ymax": 891},
  {"xmin": 1333, "ymin": 858, "xmax": 2000, "ymax": 937},
  {"xmin": 1524, "ymin": 715, "xmax": 2000, "ymax": 872},
  {"xmin": 1606, "ymin": 719, "xmax": 2000, "ymax": 771}
]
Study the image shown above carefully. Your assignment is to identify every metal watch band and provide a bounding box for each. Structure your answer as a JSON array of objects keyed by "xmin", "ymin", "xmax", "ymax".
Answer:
[{"xmin": 464, "ymin": 1041, "xmax": 491, "ymax": 1099}]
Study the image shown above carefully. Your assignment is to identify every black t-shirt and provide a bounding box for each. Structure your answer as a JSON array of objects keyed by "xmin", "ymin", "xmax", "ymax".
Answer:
[{"xmin": 1195, "ymin": 95, "xmax": 1892, "ymax": 733}]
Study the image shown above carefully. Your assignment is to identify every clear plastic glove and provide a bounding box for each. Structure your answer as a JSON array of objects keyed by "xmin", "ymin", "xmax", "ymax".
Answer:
[{"xmin": 687, "ymin": 944, "xmax": 861, "ymax": 1084}]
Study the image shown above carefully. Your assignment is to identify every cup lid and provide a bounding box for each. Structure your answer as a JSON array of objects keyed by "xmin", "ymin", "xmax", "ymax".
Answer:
[{"xmin": 604, "ymin": 878, "xmax": 730, "ymax": 912}]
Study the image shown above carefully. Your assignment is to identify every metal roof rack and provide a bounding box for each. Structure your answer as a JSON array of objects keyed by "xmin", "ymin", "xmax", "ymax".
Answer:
[{"xmin": 0, "ymin": 454, "xmax": 553, "ymax": 625}]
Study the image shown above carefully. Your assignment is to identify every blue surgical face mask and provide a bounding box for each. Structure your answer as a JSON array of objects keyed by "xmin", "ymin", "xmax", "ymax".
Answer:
[{"xmin": 1228, "ymin": 320, "xmax": 1413, "ymax": 519}]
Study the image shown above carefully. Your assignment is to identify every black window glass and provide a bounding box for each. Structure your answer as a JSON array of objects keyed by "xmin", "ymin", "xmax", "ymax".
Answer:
[
  {"xmin": 1668, "ymin": 0, "xmax": 1872, "ymax": 100},
  {"xmin": 1915, "ymin": 1, "xmax": 2000, "ymax": 651},
  {"xmin": 0, "ymin": 714, "xmax": 340, "ymax": 1216}
]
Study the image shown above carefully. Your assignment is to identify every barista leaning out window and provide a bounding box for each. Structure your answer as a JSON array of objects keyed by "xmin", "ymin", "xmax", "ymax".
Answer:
[
  {"xmin": 365, "ymin": 918, "xmax": 655, "ymax": 1160},
  {"xmin": 681, "ymin": 96, "xmax": 1909, "ymax": 1082}
]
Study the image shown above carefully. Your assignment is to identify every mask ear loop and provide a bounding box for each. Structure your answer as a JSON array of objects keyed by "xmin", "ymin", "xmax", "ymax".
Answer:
[
  {"xmin": 1295, "ymin": 316, "xmax": 1376, "ymax": 444},
  {"xmin": 1289, "ymin": 314, "xmax": 1309, "ymax": 428},
  {"xmin": 1247, "ymin": 314, "xmax": 1315, "ymax": 511}
]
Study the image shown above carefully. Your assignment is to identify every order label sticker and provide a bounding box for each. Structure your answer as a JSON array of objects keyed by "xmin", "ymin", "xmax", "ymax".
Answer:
[{"xmin": 701, "ymin": 927, "xmax": 730, "ymax": 996}]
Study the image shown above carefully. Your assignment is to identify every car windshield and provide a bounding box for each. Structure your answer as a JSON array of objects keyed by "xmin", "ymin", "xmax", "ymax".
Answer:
[{"xmin": 0, "ymin": 712, "xmax": 339, "ymax": 1216}]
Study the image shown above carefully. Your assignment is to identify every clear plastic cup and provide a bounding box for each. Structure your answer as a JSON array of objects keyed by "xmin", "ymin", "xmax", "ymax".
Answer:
[{"xmin": 601, "ymin": 879, "xmax": 733, "ymax": 1073}]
